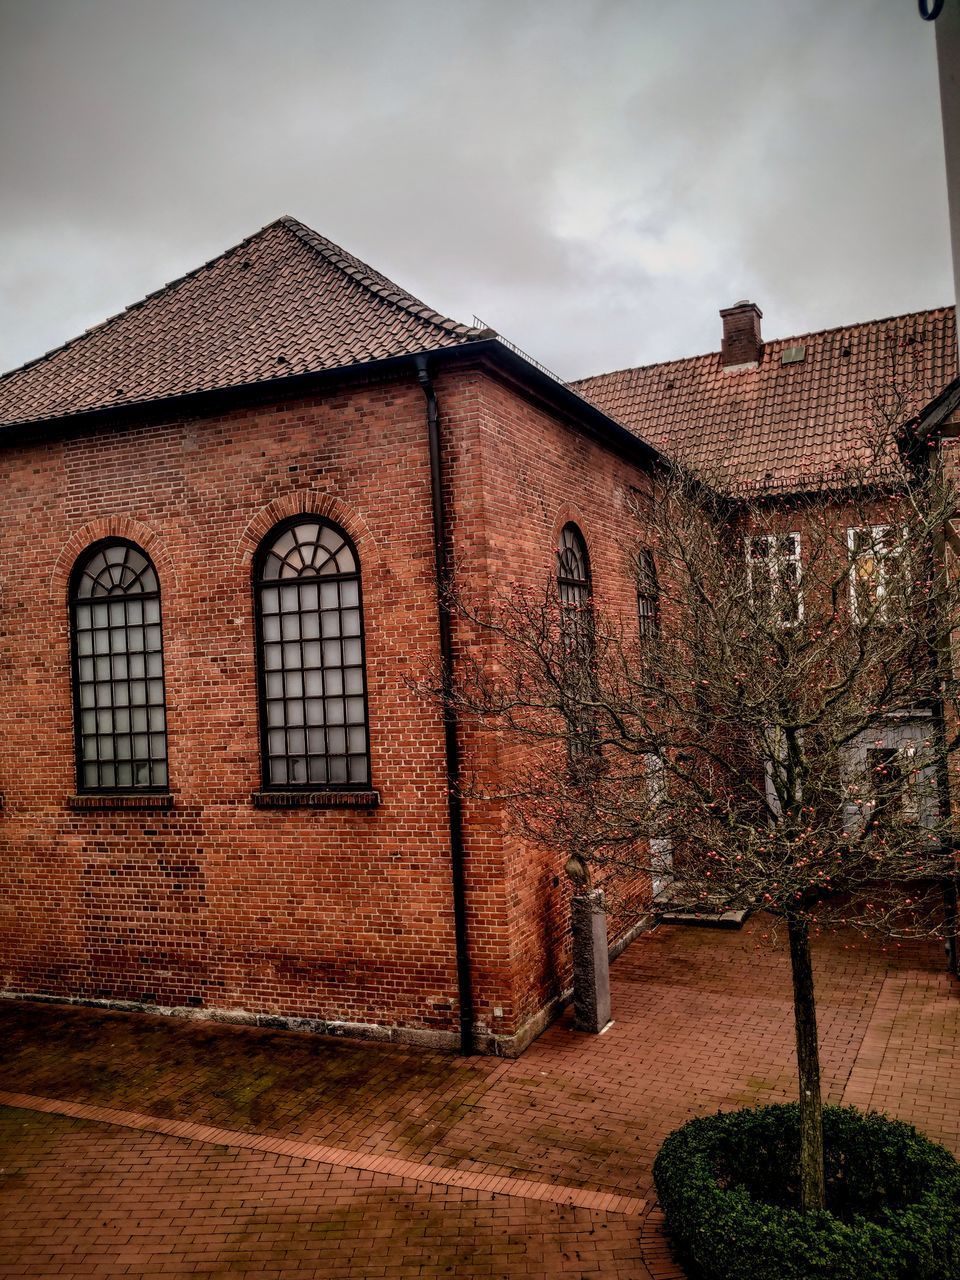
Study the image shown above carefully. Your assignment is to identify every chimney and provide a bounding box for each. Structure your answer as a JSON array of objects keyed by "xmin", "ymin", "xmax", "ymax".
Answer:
[{"xmin": 720, "ymin": 300, "xmax": 763, "ymax": 370}]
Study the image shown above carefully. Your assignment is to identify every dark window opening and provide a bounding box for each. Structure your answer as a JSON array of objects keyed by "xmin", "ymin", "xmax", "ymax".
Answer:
[
  {"xmin": 254, "ymin": 517, "xmax": 370, "ymax": 789},
  {"xmin": 69, "ymin": 539, "xmax": 168, "ymax": 792},
  {"xmin": 637, "ymin": 547, "xmax": 660, "ymax": 641},
  {"xmin": 867, "ymin": 747, "xmax": 904, "ymax": 831},
  {"xmin": 556, "ymin": 522, "xmax": 597, "ymax": 760}
]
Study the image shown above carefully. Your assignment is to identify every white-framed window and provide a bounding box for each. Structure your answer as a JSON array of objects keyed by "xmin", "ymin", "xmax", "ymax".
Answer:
[
  {"xmin": 763, "ymin": 723, "xmax": 804, "ymax": 820},
  {"xmin": 745, "ymin": 532, "xmax": 803, "ymax": 625},
  {"xmin": 847, "ymin": 525, "xmax": 907, "ymax": 624}
]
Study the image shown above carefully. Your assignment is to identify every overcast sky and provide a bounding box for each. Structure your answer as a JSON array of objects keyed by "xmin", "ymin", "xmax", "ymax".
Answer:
[{"xmin": 0, "ymin": 0, "xmax": 952, "ymax": 382}]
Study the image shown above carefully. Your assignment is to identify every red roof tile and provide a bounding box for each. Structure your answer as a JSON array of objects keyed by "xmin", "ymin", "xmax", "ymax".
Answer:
[
  {"xmin": 0, "ymin": 217, "xmax": 484, "ymax": 429},
  {"xmin": 573, "ymin": 307, "xmax": 958, "ymax": 491}
]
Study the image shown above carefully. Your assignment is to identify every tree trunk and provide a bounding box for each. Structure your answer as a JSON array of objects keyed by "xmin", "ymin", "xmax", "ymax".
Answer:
[{"xmin": 786, "ymin": 911, "xmax": 826, "ymax": 1212}]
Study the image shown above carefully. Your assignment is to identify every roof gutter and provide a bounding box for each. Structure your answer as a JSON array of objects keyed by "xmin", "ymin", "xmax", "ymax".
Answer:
[
  {"xmin": 460, "ymin": 338, "xmax": 664, "ymax": 468},
  {"xmin": 909, "ymin": 374, "xmax": 960, "ymax": 444},
  {"xmin": 0, "ymin": 338, "xmax": 666, "ymax": 472},
  {"xmin": 414, "ymin": 353, "xmax": 475, "ymax": 1056}
]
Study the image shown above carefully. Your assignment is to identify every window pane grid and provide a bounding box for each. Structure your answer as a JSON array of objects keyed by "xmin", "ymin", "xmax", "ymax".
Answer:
[
  {"xmin": 556, "ymin": 523, "xmax": 597, "ymax": 760},
  {"xmin": 70, "ymin": 542, "xmax": 168, "ymax": 792},
  {"xmin": 256, "ymin": 522, "xmax": 370, "ymax": 790},
  {"xmin": 637, "ymin": 548, "xmax": 660, "ymax": 641},
  {"xmin": 848, "ymin": 524, "xmax": 906, "ymax": 623},
  {"xmin": 557, "ymin": 523, "xmax": 592, "ymax": 647},
  {"xmin": 746, "ymin": 532, "xmax": 803, "ymax": 625}
]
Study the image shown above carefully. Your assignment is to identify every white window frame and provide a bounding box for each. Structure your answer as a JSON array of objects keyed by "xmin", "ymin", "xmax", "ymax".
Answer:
[
  {"xmin": 745, "ymin": 532, "xmax": 803, "ymax": 626},
  {"xmin": 847, "ymin": 524, "xmax": 907, "ymax": 624}
]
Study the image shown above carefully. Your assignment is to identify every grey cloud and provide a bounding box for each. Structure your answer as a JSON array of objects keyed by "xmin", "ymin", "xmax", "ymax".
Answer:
[{"xmin": 0, "ymin": 0, "xmax": 952, "ymax": 382}]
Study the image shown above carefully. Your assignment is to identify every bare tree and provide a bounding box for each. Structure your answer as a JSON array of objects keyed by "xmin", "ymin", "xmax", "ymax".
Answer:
[{"xmin": 444, "ymin": 424, "xmax": 960, "ymax": 1212}]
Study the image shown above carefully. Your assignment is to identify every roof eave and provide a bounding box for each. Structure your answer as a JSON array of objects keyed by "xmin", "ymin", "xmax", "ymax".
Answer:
[
  {"xmin": 0, "ymin": 337, "xmax": 665, "ymax": 472},
  {"xmin": 912, "ymin": 374, "xmax": 960, "ymax": 441},
  {"xmin": 433, "ymin": 337, "xmax": 664, "ymax": 469}
]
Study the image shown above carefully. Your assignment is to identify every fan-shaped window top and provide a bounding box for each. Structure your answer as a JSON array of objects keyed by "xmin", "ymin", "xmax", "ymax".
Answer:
[
  {"xmin": 557, "ymin": 523, "xmax": 591, "ymax": 610},
  {"xmin": 254, "ymin": 517, "xmax": 370, "ymax": 789},
  {"xmin": 260, "ymin": 522, "xmax": 358, "ymax": 582},
  {"xmin": 69, "ymin": 539, "xmax": 168, "ymax": 792},
  {"xmin": 73, "ymin": 543, "xmax": 159, "ymax": 598}
]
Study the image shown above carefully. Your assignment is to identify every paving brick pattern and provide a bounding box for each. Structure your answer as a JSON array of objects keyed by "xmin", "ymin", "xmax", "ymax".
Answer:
[
  {"xmin": 2, "ymin": 918, "xmax": 958, "ymax": 1277},
  {"xmin": 0, "ymin": 1108, "xmax": 648, "ymax": 1279}
]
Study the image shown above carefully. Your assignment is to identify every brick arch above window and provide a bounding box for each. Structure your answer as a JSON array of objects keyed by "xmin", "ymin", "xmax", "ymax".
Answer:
[
  {"xmin": 549, "ymin": 505, "xmax": 594, "ymax": 564},
  {"xmin": 236, "ymin": 493, "xmax": 378, "ymax": 572},
  {"xmin": 51, "ymin": 517, "xmax": 177, "ymax": 606}
]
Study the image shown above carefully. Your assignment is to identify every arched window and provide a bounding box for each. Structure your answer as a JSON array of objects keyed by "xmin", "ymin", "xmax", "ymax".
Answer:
[
  {"xmin": 556, "ymin": 523, "xmax": 596, "ymax": 759},
  {"xmin": 557, "ymin": 522, "xmax": 592, "ymax": 635},
  {"xmin": 69, "ymin": 540, "xmax": 168, "ymax": 791},
  {"xmin": 637, "ymin": 547, "xmax": 660, "ymax": 641},
  {"xmin": 254, "ymin": 517, "xmax": 369, "ymax": 789}
]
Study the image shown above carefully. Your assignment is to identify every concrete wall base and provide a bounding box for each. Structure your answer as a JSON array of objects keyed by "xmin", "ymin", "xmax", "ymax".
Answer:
[{"xmin": 0, "ymin": 989, "xmax": 461, "ymax": 1051}]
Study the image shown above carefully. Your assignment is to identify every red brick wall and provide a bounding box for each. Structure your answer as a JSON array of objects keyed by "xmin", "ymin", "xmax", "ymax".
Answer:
[
  {"xmin": 934, "ymin": 423, "xmax": 960, "ymax": 819},
  {"xmin": 438, "ymin": 365, "xmax": 660, "ymax": 1037},
  {"xmin": 0, "ymin": 374, "xmax": 474, "ymax": 1040},
  {"xmin": 0, "ymin": 362, "xmax": 663, "ymax": 1052}
]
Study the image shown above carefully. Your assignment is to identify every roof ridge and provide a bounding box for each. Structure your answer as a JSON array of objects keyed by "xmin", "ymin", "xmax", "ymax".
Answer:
[
  {"xmin": 573, "ymin": 303, "xmax": 956, "ymax": 387},
  {"xmin": 760, "ymin": 302, "xmax": 955, "ymax": 349},
  {"xmin": 573, "ymin": 350, "xmax": 717, "ymax": 384},
  {"xmin": 276, "ymin": 216, "xmax": 481, "ymax": 340}
]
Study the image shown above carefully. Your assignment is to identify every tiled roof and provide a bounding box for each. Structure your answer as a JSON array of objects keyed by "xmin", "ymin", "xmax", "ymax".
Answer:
[
  {"xmin": 0, "ymin": 217, "xmax": 484, "ymax": 429},
  {"xmin": 574, "ymin": 306, "xmax": 958, "ymax": 491}
]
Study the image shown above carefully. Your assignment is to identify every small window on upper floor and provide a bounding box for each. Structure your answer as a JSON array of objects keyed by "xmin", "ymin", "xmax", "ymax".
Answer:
[
  {"xmin": 556, "ymin": 522, "xmax": 597, "ymax": 759},
  {"xmin": 254, "ymin": 517, "xmax": 370, "ymax": 790},
  {"xmin": 557, "ymin": 522, "xmax": 592, "ymax": 641},
  {"xmin": 69, "ymin": 539, "xmax": 169, "ymax": 792},
  {"xmin": 746, "ymin": 532, "xmax": 803, "ymax": 626},
  {"xmin": 848, "ymin": 525, "xmax": 907, "ymax": 624},
  {"xmin": 637, "ymin": 547, "xmax": 660, "ymax": 642}
]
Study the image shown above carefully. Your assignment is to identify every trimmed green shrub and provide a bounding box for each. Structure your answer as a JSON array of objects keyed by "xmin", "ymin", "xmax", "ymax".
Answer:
[{"xmin": 652, "ymin": 1104, "xmax": 960, "ymax": 1280}]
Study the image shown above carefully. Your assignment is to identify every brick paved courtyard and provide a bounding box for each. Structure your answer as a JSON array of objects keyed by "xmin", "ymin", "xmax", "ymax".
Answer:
[{"xmin": 1, "ymin": 917, "xmax": 957, "ymax": 1278}]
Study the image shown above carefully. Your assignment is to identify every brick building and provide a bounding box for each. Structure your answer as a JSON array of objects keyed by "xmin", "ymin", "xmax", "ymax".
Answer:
[
  {"xmin": 0, "ymin": 217, "xmax": 663, "ymax": 1055},
  {"xmin": 0, "ymin": 217, "xmax": 956, "ymax": 1054},
  {"xmin": 578, "ymin": 300, "xmax": 959, "ymax": 843}
]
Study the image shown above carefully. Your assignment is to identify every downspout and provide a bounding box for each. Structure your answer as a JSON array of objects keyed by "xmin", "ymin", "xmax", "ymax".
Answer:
[{"xmin": 415, "ymin": 354, "xmax": 475, "ymax": 1054}]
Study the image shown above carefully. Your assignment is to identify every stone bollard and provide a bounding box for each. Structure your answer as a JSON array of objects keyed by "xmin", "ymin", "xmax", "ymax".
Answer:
[{"xmin": 571, "ymin": 888, "xmax": 612, "ymax": 1034}]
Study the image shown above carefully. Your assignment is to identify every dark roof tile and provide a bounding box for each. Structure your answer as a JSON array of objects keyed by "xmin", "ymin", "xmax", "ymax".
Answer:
[
  {"xmin": 0, "ymin": 216, "xmax": 483, "ymax": 429},
  {"xmin": 573, "ymin": 307, "xmax": 958, "ymax": 491}
]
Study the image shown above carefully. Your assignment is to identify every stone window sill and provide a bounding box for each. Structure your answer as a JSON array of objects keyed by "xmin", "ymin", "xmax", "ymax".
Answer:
[
  {"xmin": 67, "ymin": 793, "xmax": 175, "ymax": 812},
  {"xmin": 251, "ymin": 789, "xmax": 381, "ymax": 810}
]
